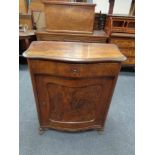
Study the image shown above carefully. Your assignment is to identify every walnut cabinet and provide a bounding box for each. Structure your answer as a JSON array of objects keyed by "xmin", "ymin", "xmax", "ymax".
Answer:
[{"xmin": 23, "ymin": 41, "xmax": 126, "ymax": 133}]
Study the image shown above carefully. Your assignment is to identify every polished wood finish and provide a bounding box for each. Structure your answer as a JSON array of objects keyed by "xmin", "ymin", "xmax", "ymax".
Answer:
[
  {"xmin": 30, "ymin": 0, "xmax": 106, "ymax": 31},
  {"xmin": 43, "ymin": 1, "xmax": 96, "ymax": 34},
  {"xmin": 105, "ymin": 15, "xmax": 135, "ymax": 66},
  {"xmin": 24, "ymin": 41, "xmax": 126, "ymax": 62},
  {"xmin": 109, "ymin": 33, "xmax": 135, "ymax": 66},
  {"xmin": 36, "ymin": 29, "xmax": 108, "ymax": 43},
  {"xmin": 23, "ymin": 41, "xmax": 125, "ymax": 132},
  {"xmin": 105, "ymin": 15, "xmax": 135, "ymax": 35}
]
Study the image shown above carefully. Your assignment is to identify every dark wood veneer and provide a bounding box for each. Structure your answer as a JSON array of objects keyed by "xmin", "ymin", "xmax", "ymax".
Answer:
[{"xmin": 23, "ymin": 41, "xmax": 126, "ymax": 132}]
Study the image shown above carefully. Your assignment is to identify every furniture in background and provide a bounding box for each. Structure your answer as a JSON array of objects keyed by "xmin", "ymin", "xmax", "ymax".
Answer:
[
  {"xmin": 19, "ymin": 30, "xmax": 36, "ymax": 48},
  {"xmin": 109, "ymin": 33, "xmax": 135, "ymax": 66},
  {"xmin": 23, "ymin": 41, "xmax": 126, "ymax": 133},
  {"xmin": 20, "ymin": 0, "xmax": 135, "ymax": 68},
  {"xmin": 29, "ymin": 0, "xmax": 95, "ymax": 31},
  {"xmin": 104, "ymin": 15, "xmax": 135, "ymax": 67},
  {"xmin": 19, "ymin": 30, "xmax": 36, "ymax": 63},
  {"xmin": 35, "ymin": 1, "xmax": 108, "ymax": 43},
  {"xmin": 29, "ymin": 0, "xmax": 107, "ymax": 31},
  {"xmin": 104, "ymin": 15, "xmax": 135, "ymax": 35},
  {"xmin": 20, "ymin": 0, "xmax": 107, "ymax": 65},
  {"xmin": 43, "ymin": 1, "xmax": 95, "ymax": 34},
  {"xmin": 36, "ymin": 29, "xmax": 108, "ymax": 43}
]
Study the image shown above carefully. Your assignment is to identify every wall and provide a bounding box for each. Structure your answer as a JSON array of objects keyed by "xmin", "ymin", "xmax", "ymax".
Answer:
[{"xmin": 93, "ymin": 0, "xmax": 132, "ymax": 14}]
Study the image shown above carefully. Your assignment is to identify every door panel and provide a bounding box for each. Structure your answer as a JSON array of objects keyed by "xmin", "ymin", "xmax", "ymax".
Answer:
[{"xmin": 35, "ymin": 74, "xmax": 114, "ymax": 130}]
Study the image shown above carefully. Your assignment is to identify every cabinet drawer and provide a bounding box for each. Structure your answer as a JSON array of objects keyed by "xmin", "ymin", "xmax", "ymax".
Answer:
[
  {"xmin": 111, "ymin": 38, "xmax": 135, "ymax": 48},
  {"xmin": 28, "ymin": 59, "xmax": 121, "ymax": 77},
  {"xmin": 120, "ymin": 48, "xmax": 135, "ymax": 57}
]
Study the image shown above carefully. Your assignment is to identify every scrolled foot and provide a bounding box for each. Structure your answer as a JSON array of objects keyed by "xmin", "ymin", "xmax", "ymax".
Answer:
[
  {"xmin": 39, "ymin": 127, "xmax": 45, "ymax": 135},
  {"xmin": 96, "ymin": 128, "xmax": 104, "ymax": 135}
]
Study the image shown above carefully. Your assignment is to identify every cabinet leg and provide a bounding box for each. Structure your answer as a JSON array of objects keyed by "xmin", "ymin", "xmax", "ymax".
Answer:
[
  {"xmin": 39, "ymin": 127, "xmax": 45, "ymax": 135},
  {"xmin": 96, "ymin": 128, "xmax": 104, "ymax": 135}
]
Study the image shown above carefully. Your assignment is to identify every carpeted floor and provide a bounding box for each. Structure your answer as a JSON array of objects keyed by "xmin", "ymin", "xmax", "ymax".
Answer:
[{"xmin": 19, "ymin": 64, "xmax": 135, "ymax": 155}]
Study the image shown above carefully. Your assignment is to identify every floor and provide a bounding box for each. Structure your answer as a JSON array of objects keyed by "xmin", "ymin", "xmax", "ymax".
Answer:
[{"xmin": 19, "ymin": 64, "xmax": 135, "ymax": 155}]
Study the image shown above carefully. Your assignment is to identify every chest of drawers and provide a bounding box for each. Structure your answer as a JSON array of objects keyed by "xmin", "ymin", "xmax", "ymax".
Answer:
[
  {"xmin": 104, "ymin": 15, "xmax": 135, "ymax": 67},
  {"xmin": 104, "ymin": 15, "xmax": 135, "ymax": 35},
  {"xmin": 23, "ymin": 41, "xmax": 126, "ymax": 133},
  {"xmin": 109, "ymin": 33, "xmax": 135, "ymax": 66}
]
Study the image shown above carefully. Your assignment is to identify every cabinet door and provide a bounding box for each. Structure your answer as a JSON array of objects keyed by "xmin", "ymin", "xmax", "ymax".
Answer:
[{"xmin": 35, "ymin": 74, "xmax": 115, "ymax": 131}]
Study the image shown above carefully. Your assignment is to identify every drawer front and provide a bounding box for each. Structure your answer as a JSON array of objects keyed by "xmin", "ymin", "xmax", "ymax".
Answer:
[
  {"xmin": 111, "ymin": 38, "xmax": 135, "ymax": 48},
  {"xmin": 28, "ymin": 60, "xmax": 121, "ymax": 77},
  {"xmin": 120, "ymin": 48, "xmax": 135, "ymax": 57}
]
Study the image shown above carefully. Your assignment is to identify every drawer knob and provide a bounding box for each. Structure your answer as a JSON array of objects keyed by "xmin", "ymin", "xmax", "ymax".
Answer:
[{"xmin": 72, "ymin": 68, "xmax": 78, "ymax": 73}]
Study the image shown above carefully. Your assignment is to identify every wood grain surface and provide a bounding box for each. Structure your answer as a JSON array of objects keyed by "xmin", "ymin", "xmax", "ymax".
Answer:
[
  {"xmin": 25, "ymin": 41, "xmax": 125, "ymax": 132},
  {"xmin": 23, "ymin": 41, "xmax": 126, "ymax": 62},
  {"xmin": 43, "ymin": 1, "xmax": 96, "ymax": 34}
]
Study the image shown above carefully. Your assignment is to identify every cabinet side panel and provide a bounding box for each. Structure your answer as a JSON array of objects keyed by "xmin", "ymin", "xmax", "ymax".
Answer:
[{"xmin": 27, "ymin": 59, "xmax": 42, "ymax": 126}]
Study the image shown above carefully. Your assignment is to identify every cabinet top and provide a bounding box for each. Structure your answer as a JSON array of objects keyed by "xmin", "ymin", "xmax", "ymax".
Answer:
[{"xmin": 23, "ymin": 41, "xmax": 126, "ymax": 63}]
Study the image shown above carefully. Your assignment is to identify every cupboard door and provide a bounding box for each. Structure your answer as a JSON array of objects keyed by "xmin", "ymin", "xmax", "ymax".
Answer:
[{"xmin": 35, "ymin": 74, "xmax": 115, "ymax": 131}]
